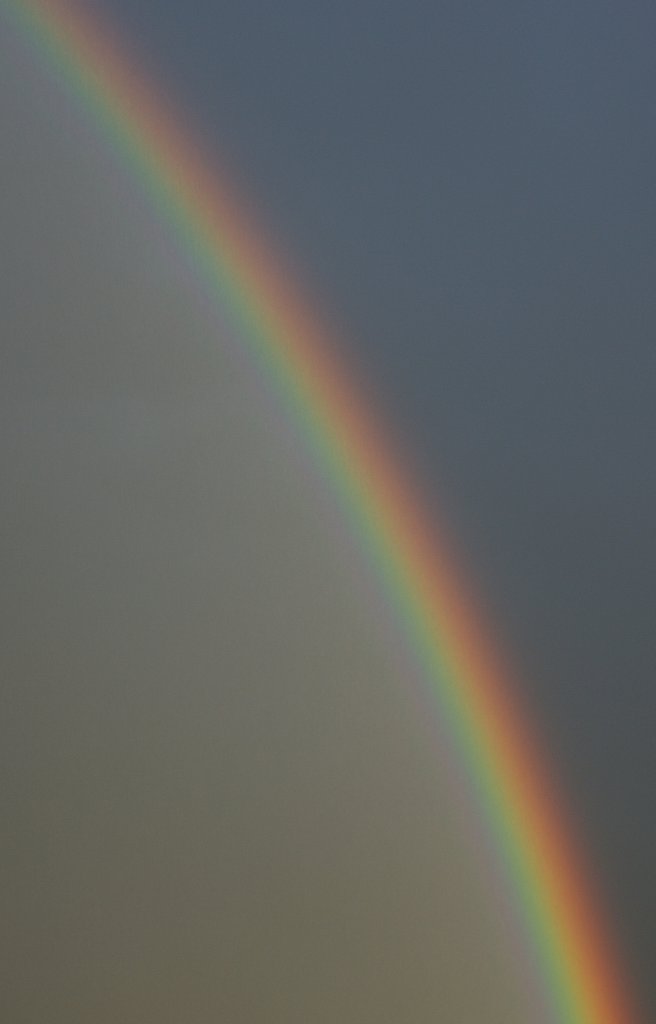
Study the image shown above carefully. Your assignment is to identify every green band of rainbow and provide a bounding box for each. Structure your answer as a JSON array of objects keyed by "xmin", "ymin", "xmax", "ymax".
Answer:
[{"xmin": 3, "ymin": 2, "xmax": 640, "ymax": 1021}]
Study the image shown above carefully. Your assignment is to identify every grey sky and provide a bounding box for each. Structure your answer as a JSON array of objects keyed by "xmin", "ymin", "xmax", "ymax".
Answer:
[
  {"xmin": 0, "ymin": 17, "xmax": 572, "ymax": 1023},
  {"xmin": 78, "ymin": 1, "xmax": 656, "ymax": 1012}
]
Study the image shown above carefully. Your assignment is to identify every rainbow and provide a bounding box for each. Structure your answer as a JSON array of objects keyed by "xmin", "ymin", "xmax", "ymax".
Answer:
[{"xmin": 3, "ymin": 2, "xmax": 640, "ymax": 1021}]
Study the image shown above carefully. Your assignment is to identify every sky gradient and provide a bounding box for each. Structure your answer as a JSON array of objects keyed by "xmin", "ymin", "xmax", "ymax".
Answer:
[
  {"xmin": 2, "ymin": 2, "xmax": 655, "ymax": 1019},
  {"xmin": 90, "ymin": 1, "xmax": 656, "ymax": 1013}
]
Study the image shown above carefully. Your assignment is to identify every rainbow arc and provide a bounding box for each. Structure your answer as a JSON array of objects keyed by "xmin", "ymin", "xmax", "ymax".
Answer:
[{"xmin": 3, "ymin": 2, "xmax": 640, "ymax": 1021}]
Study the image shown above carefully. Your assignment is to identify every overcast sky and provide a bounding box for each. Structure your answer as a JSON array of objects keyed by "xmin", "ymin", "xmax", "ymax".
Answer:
[{"xmin": 2, "ymin": 2, "xmax": 655, "ymax": 1019}]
